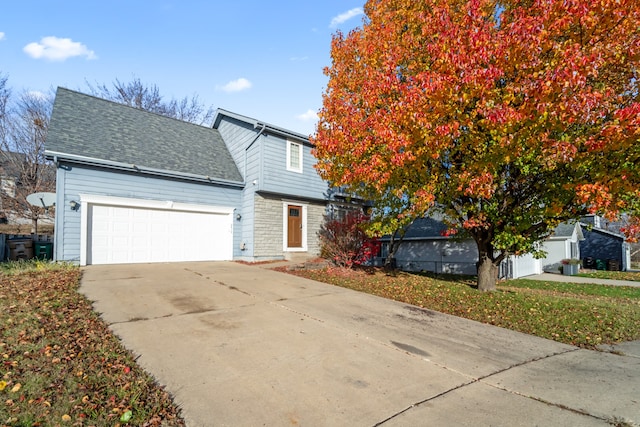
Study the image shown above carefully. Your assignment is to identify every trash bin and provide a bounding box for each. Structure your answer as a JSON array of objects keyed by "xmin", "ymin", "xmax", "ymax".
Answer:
[
  {"xmin": 607, "ymin": 259, "xmax": 620, "ymax": 271},
  {"xmin": 583, "ymin": 257, "xmax": 595, "ymax": 269},
  {"xmin": 595, "ymin": 259, "xmax": 607, "ymax": 270},
  {"xmin": 34, "ymin": 242, "xmax": 53, "ymax": 260},
  {"xmin": 8, "ymin": 239, "xmax": 34, "ymax": 261}
]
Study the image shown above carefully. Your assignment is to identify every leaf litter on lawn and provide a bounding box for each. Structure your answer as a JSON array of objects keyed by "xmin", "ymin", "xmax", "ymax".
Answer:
[
  {"xmin": 284, "ymin": 266, "xmax": 640, "ymax": 348},
  {"xmin": 0, "ymin": 266, "xmax": 185, "ymax": 426}
]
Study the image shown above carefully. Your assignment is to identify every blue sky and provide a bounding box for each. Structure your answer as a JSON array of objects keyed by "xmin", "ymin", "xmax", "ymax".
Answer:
[{"xmin": 0, "ymin": 1, "xmax": 366, "ymax": 135}]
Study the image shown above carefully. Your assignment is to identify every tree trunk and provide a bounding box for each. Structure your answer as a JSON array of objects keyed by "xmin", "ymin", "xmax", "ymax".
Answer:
[
  {"xmin": 384, "ymin": 237, "xmax": 398, "ymax": 273},
  {"xmin": 477, "ymin": 254, "xmax": 497, "ymax": 292}
]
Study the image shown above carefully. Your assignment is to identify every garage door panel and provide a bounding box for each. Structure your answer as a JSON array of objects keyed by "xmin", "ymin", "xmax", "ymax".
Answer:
[{"xmin": 88, "ymin": 204, "xmax": 233, "ymax": 265}]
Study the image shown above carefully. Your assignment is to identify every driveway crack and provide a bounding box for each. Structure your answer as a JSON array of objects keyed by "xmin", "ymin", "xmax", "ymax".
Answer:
[{"xmin": 373, "ymin": 347, "xmax": 582, "ymax": 426}]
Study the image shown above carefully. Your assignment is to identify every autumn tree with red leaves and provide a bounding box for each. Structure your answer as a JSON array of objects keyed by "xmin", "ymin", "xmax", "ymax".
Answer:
[{"xmin": 313, "ymin": 0, "xmax": 640, "ymax": 291}]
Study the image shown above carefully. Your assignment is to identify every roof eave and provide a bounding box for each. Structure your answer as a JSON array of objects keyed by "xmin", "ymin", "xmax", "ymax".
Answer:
[
  {"xmin": 213, "ymin": 109, "xmax": 311, "ymax": 144},
  {"xmin": 45, "ymin": 150, "xmax": 245, "ymax": 188}
]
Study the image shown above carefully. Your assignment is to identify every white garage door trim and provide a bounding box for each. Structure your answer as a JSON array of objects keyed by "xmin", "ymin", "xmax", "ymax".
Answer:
[{"xmin": 79, "ymin": 194, "xmax": 234, "ymax": 266}]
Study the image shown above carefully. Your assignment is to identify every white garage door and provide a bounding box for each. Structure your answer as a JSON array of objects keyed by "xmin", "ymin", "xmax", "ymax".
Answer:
[{"xmin": 87, "ymin": 203, "xmax": 233, "ymax": 265}]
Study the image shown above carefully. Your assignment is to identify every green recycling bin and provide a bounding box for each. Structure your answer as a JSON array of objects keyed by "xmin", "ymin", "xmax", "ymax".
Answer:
[{"xmin": 34, "ymin": 242, "xmax": 53, "ymax": 260}]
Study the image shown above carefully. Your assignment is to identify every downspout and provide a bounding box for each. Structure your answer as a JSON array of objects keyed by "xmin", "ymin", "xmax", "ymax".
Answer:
[
  {"xmin": 52, "ymin": 156, "xmax": 61, "ymax": 262},
  {"xmin": 245, "ymin": 123, "xmax": 267, "ymax": 181},
  {"xmin": 240, "ymin": 123, "xmax": 266, "ymax": 258}
]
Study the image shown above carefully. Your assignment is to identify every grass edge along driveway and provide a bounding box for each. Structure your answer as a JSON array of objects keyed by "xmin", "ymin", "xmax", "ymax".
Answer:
[
  {"xmin": 0, "ymin": 262, "xmax": 185, "ymax": 427},
  {"xmin": 282, "ymin": 266, "xmax": 640, "ymax": 349}
]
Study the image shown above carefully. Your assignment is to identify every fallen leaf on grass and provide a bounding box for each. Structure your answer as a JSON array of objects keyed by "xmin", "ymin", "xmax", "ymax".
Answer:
[{"xmin": 121, "ymin": 410, "xmax": 133, "ymax": 422}]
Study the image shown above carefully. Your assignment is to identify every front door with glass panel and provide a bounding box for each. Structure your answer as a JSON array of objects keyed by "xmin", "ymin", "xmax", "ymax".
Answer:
[{"xmin": 287, "ymin": 205, "xmax": 303, "ymax": 248}]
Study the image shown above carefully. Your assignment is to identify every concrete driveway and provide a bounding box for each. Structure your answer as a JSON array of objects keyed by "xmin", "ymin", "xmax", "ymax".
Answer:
[{"xmin": 81, "ymin": 262, "xmax": 640, "ymax": 426}]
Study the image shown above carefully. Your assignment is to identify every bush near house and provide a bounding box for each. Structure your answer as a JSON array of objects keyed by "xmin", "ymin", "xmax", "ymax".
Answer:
[{"xmin": 318, "ymin": 211, "xmax": 379, "ymax": 268}]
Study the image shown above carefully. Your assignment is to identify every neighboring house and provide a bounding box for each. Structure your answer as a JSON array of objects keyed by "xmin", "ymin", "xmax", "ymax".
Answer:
[
  {"xmin": 539, "ymin": 221, "xmax": 584, "ymax": 273},
  {"xmin": 380, "ymin": 217, "xmax": 479, "ymax": 275},
  {"xmin": 44, "ymin": 88, "xmax": 327, "ymax": 265},
  {"xmin": 381, "ymin": 218, "xmax": 584, "ymax": 279},
  {"xmin": 579, "ymin": 216, "xmax": 631, "ymax": 271}
]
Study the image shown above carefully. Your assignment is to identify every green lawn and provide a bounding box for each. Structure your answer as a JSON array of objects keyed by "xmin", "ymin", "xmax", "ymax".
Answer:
[
  {"xmin": 577, "ymin": 270, "xmax": 640, "ymax": 282},
  {"xmin": 3, "ymin": 260, "xmax": 638, "ymax": 425},
  {"xmin": 0, "ymin": 261, "xmax": 185, "ymax": 426},
  {"xmin": 284, "ymin": 266, "xmax": 640, "ymax": 349}
]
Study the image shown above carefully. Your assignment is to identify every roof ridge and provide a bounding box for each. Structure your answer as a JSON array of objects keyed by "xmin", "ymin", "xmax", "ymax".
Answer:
[{"xmin": 55, "ymin": 87, "xmax": 215, "ymax": 130}]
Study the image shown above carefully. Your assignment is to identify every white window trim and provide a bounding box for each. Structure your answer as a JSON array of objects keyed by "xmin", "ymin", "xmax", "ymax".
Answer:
[
  {"xmin": 282, "ymin": 201, "xmax": 307, "ymax": 252},
  {"xmin": 286, "ymin": 140, "xmax": 303, "ymax": 173},
  {"xmin": 78, "ymin": 193, "xmax": 234, "ymax": 266}
]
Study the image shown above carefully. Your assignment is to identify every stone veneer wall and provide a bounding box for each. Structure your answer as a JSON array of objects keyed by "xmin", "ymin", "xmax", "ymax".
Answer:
[
  {"xmin": 306, "ymin": 202, "xmax": 325, "ymax": 256},
  {"xmin": 253, "ymin": 193, "xmax": 325, "ymax": 258}
]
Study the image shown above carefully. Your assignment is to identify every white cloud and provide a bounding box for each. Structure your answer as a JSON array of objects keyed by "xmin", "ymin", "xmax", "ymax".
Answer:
[
  {"xmin": 26, "ymin": 90, "xmax": 48, "ymax": 100},
  {"xmin": 0, "ymin": 32, "xmax": 5, "ymax": 41},
  {"xmin": 330, "ymin": 7, "xmax": 364, "ymax": 28},
  {"xmin": 297, "ymin": 109, "xmax": 318, "ymax": 122},
  {"xmin": 23, "ymin": 36, "xmax": 97, "ymax": 61},
  {"xmin": 290, "ymin": 56, "xmax": 309, "ymax": 62},
  {"xmin": 217, "ymin": 78, "xmax": 252, "ymax": 93}
]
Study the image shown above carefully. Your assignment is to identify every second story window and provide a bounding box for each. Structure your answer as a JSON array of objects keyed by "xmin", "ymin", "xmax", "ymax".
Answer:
[{"xmin": 287, "ymin": 140, "xmax": 303, "ymax": 173}]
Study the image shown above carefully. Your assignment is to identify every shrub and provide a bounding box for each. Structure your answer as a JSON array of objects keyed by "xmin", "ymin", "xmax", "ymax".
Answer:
[{"xmin": 318, "ymin": 211, "xmax": 379, "ymax": 268}]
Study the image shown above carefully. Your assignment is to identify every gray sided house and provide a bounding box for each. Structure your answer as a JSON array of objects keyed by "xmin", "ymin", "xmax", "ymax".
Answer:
[
  {"xmin": 578, "ymin": 214, "xmax": 632, "ymax": 271},
  {"xmin": 45, "ymin": 88, "xmax": 327, "ymax": 265},
  {"xmin": 383, "ymin": 217, "xmax": 479, "ymax": 276},
  {"xmin": 383, "ymin": 218, "xmax": 585, "ymax": 279},
  {"xmin": 580, "ymin": 226, "xmax": 631, "ymax": 271},
  {"xmin": 381, "ymin": 217, "xmax": 543, "ymax": 278}
]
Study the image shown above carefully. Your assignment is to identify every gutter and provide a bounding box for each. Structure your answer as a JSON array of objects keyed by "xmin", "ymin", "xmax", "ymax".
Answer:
[{"xmin": 44, "ymin": 150, "xmax": 245, "ymax": 188}]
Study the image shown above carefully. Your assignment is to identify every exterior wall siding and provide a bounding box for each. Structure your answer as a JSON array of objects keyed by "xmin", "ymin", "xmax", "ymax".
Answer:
[
  {"xmin": 260, "ymin": 134, "xmax": 327, "ymax": 201},
  {"xmin": 580, "ymin": 229, "xmax": 624, "ymax": 269},
  {"xmin": 55, "ymin": 163, "xmax": 243, "ymax": 263},
  {"xmin": 540, "ymin": 239, "xmax": 572, "ymax": 272},
  {"xmin": 390, "ymin": 238, "xmax": 541, "ymax": 279},
  {"xmin": 394, "ymin": 239, "xmax": 479, "ymax": 275},
  {"xmin": 215, "ymin": 117, "xmax": 258, "ymax": 180},
  {"xmin": 216, "ymin": 116, "xmax": 328, "ymax": 260}
]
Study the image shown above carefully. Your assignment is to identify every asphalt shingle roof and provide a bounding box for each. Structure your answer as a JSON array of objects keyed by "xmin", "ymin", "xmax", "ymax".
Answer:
[
  {"xmin": 402, "ymin": 217, "xmax": 450, "ymax": 239},
  {"xmin": 45, "ymin": 88, "xmax": 243, "ymax": 184},
  {"xmin": 552, "ymin": 222, "xmax": 578, "ymax": 238}
]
